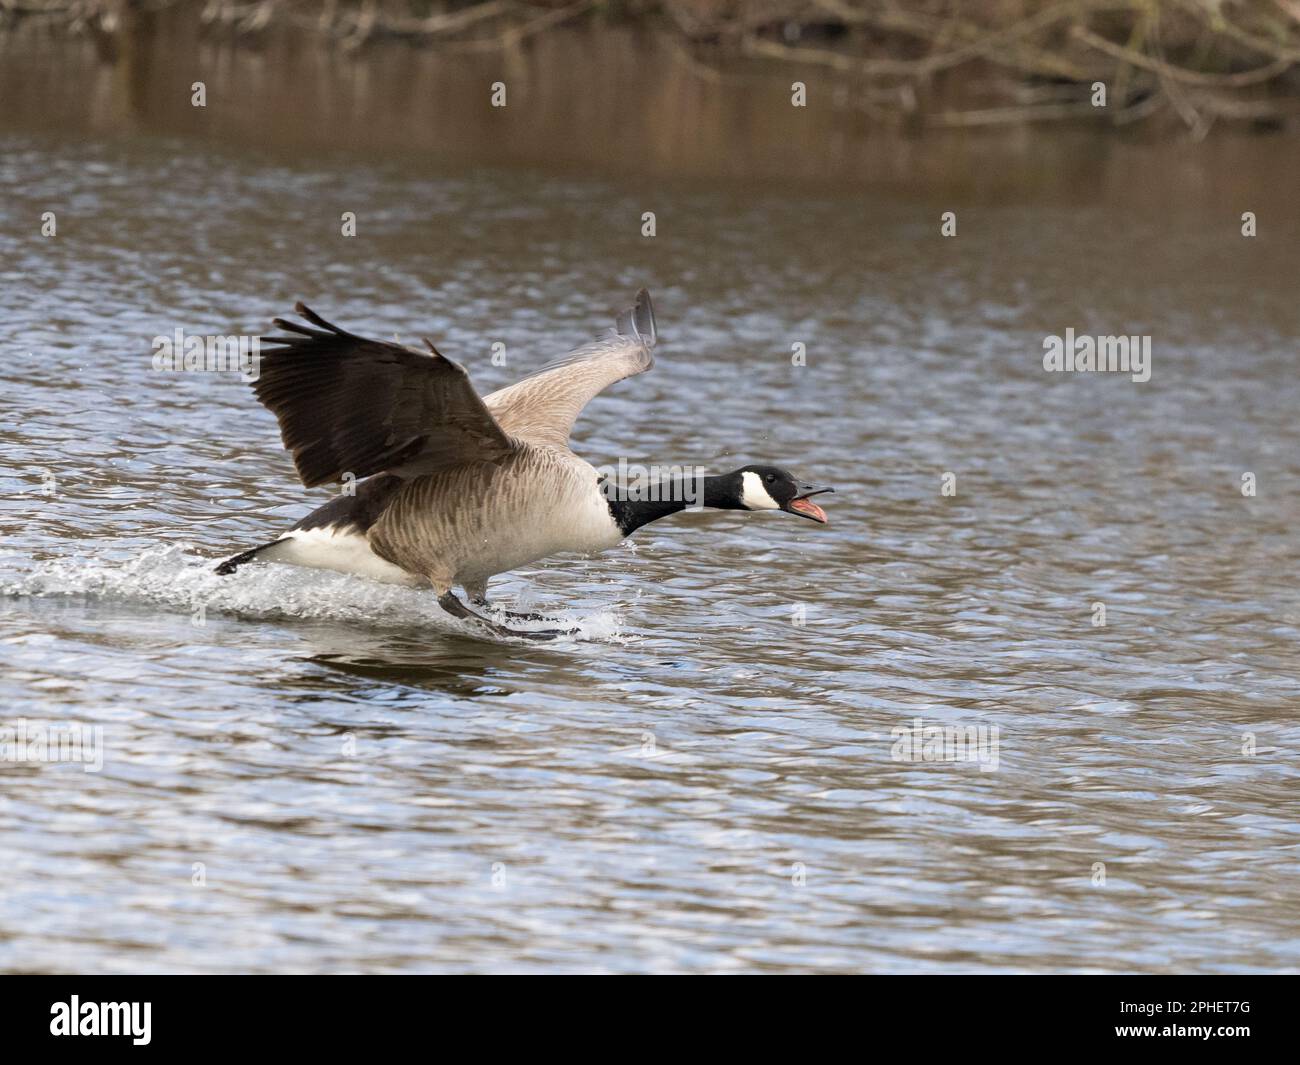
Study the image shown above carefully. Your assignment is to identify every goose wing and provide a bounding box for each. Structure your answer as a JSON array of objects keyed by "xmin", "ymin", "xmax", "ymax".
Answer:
[
  {"xmin": 254, "ymin": 303, "xmax": 514, "ymax": 488},
  {"xmin": 484, "ymin": 289, "xmax": 657, "ymax": 450}
]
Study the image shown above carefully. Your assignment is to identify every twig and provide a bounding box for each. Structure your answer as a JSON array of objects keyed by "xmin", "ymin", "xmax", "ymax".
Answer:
[
  {"xmin": 1072, "ymin": 24, "xmax": 1294, "ymax": 86},
  {"xmin": 446, "ymin": 0, "xmax": 595, "ymax": 53},
  {"xmin": 745, "ymin": 0, "xmax": 1119, "ymax": 81}
]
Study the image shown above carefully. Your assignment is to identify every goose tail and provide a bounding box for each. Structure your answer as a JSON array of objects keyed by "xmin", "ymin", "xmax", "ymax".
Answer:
[{"xmin": 214, "ymin": 539, "xmax": 287, "ymax": 575}]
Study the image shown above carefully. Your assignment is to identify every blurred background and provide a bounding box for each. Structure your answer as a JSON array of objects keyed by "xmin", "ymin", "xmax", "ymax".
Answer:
[{"xmin": 4, "ymin": 0, "xmax": 1300, "ymax": 192}]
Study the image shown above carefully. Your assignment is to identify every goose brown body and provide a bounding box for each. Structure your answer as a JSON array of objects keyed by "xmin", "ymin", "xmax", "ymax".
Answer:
[{"xmin": 366, "ymin": 445, "xmax": 623, "ymax": 597}]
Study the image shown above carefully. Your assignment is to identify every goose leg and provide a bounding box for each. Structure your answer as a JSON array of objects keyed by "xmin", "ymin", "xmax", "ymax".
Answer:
[{"xmin": 438, "ymin": 591, "xmax": 575, "ymax": 641}]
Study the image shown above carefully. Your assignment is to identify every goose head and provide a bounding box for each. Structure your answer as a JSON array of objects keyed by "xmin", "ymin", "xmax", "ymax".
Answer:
[{"xmin": 732, "ymin": 465, "xmax": 834, "ymax": 524}]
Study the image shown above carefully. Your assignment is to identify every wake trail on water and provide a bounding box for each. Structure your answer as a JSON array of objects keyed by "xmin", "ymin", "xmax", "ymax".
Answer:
[{"xmin": 0, "ymin": 545, "xmax": 626, "ymax": 642}]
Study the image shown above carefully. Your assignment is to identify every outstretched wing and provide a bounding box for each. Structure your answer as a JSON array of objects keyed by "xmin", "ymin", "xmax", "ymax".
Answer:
[
  {"xmin": 484, "ymin": 288, "xmax": 657, "ymax": 450},
  {"xmin": 254, "ymin": 303, "xmax": 514, "ymax": 488}
]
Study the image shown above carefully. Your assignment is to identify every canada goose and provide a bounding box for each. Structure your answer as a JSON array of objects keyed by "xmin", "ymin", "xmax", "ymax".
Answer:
[{"xmin": 216, "ymin": 290, "xmax": 833, "ymax": 639}]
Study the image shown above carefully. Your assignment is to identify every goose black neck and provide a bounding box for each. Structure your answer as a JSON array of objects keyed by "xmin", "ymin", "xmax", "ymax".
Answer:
[{"xmin": 605, "ymin": 472, "xmax": 743, "ymax": 536}]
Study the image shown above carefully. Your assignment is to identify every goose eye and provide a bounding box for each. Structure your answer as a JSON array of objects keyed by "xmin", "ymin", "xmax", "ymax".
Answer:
[{"xmin": 764, "ymin": 474, "xmax": 775, "ymax": 484}]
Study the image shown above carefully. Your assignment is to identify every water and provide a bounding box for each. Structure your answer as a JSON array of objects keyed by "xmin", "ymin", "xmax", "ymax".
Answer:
[{"xmin": 1, "ymin": 28, "xmax": 1299, "ymax": 973}]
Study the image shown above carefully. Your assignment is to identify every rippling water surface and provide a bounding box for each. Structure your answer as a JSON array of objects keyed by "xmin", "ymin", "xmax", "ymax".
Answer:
[{"xmin": 2, "ymin": 75, "xmax": 1299, "ymax": 972}]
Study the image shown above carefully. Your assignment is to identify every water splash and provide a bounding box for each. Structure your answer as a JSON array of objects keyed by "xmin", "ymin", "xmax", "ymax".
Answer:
[{"xmin": 1, "ymin": 545, "xmax": 624, "ymax": 642}]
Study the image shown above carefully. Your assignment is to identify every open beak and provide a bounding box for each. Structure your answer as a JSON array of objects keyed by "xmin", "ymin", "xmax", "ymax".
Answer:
[{"xmin": 783, "ymin": 484, "xmax": 834, "ymax": 524}]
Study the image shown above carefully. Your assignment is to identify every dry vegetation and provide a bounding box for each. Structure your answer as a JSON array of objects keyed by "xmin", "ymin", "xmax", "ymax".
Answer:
[{"xmin": 5, "ymin": 0, "xmax": 1300, "ymax": 134}]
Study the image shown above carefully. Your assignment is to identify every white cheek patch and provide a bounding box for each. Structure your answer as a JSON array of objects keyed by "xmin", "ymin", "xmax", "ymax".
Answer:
[{"xmin": 740, "ymin": 471, "xmax": 780, "ymax": 510}]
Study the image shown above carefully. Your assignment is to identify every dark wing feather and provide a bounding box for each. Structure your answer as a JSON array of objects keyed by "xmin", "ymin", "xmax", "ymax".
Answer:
[{"xmin": 253, "ymin": 303, "xmax": 514, "ymax": 488}]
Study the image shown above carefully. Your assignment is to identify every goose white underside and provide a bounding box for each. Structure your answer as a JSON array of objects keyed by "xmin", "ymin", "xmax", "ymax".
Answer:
[{"xmin": 261, "ymin": 526, "xmax": 424, "ymax": 587}]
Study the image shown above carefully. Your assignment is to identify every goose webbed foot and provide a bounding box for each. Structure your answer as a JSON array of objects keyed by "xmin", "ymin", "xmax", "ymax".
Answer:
[
  {"xmin": 439, "ymin": 592, "xmax": 576, "ymax": 641},
  {"xmin": 471, "ymin": 597, "xmax": 570, "ymax": 625}
]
